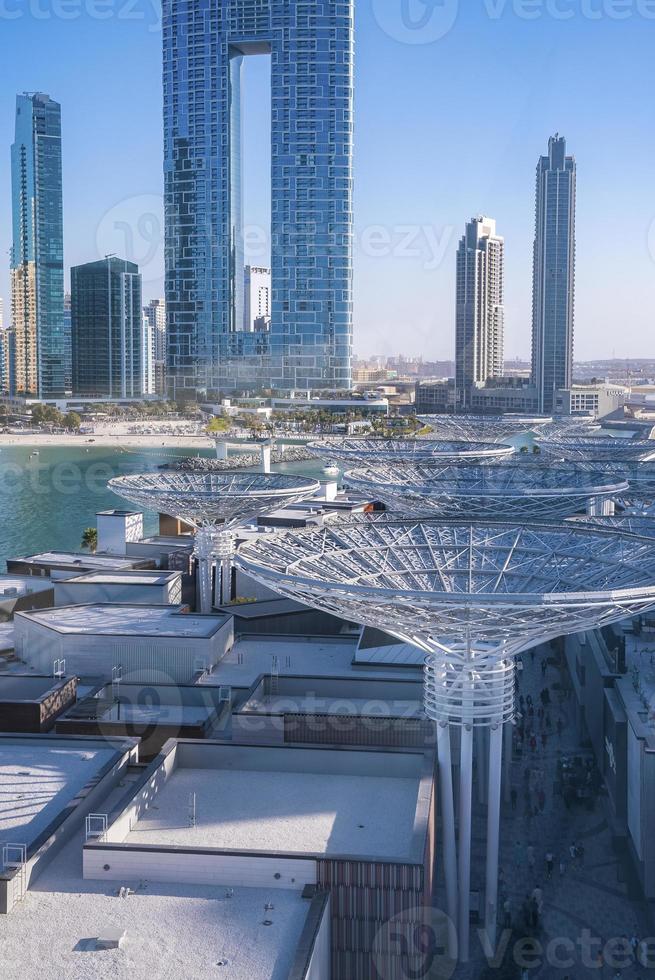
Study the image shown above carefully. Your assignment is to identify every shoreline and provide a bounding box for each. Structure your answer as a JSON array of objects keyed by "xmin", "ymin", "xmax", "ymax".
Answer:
[{"xmin": 0, "ymin": 434, "xmax": 215, "ymax": 450}]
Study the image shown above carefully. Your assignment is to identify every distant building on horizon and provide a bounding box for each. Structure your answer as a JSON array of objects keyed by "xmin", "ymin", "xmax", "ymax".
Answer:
[
  {"xmin": 243, "ymin": 266, "xmax": 271, "ymax": 334},
  {"xmin": 71, "ymin": 257, "xmax": 143, "ymax": 399},
  {"xmin": 532, "ymin": 134, "xmax": 577, "ymax": 414},
  {"xmin": 455, "ymin": 216, "xmax": 505, "ymax": 412},
  {"xmin": 63, "ymin": 292, "xmax": 72, "ymax": 395},
  {"xmin": 141, "ymin": 313, "xmax": 156, "ymax": 396},
  {"xmin": 11, "ymin": 93, "xmax": 67, "ymax": 398}
]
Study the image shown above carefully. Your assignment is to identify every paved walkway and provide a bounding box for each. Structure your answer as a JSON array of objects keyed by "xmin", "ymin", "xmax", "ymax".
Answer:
[{"xmin": 450, "ymin": 643, "xmax": 653, "ymax": 979}]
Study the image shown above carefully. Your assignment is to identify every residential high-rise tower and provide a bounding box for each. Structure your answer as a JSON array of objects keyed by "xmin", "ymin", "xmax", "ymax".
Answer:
[
  {"xmin": 531, "ymin": 134, "xmax": 577, "ymax": 414},
  {"xmin": 455, "ymin": 216, "xmax": 505, "ymax": 412},
  {"xmin": 162, "ymin": 0, "xmax": 354, "ymax": 398},
  {"xmin": 10, "ymin": 93, "xmax": 66, "ymax": 398},
  {"xmin": 71, "ymin": 258, "xmax": 143, "ymax": 399}
]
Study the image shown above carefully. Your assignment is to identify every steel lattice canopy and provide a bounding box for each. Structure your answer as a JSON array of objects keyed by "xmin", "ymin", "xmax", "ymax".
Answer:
[
  {"xmin": 235, "ymin": 518, "xmax": 655, "ymax": 657},
  {"xmin": 567, "ymin": 515, "xmax": 655, "ymax": 539},
  {"xmin": 108, "ymin": 471, "xmax": 321, "ymax": 528},
  {"xmin": 572, "ymin": 460, "xmax": 655, "ymax": 497},
  {"xmin": 305, "ymin": 437, "xmax": 514, "ymax": 464},
  {"xmin": 535, "ymin": 436, "xmax": 655, "ymax": 462},
  {"xmin": 417, "ymin": 414, "xmax": 551, "ymax": 442},
  {"xmin": 343, "ymin": 463, "xmax": 628, "ymax": 521}
]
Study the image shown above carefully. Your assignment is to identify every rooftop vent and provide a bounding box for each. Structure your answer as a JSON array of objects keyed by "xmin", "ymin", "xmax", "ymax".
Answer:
[{"xmin": 95, "ymin": 928, "xmax": 126, "ymax": 950}]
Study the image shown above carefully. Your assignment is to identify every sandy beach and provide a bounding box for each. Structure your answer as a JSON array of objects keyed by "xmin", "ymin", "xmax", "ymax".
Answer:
[{"xmin": 0, "ymin": 433, "xmax": 215, "ymax": 449}]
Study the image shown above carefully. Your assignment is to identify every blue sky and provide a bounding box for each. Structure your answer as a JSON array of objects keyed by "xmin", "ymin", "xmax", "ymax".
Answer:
[{"xmin": 1, "ymin": 0, "xmax": 654, "ymax": 361}]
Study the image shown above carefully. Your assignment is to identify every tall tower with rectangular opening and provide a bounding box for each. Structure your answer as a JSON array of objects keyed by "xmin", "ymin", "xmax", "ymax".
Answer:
[{"xmin": 163, "ymin": 0, "xmax": 354, "ymax": 400}]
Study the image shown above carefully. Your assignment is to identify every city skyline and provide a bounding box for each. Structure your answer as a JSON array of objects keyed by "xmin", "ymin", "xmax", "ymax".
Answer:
[{"xmin": 1, "ymin": 7, "xmax": 655, "ymax": 366}]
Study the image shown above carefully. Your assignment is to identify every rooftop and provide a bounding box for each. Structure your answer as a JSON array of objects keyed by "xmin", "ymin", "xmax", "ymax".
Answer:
[
  {"xmin": 0, "ymin": 736, "xmax": 123, "ymax": 850},
  {"xmin": 2, "ymin": 832, "xmax": 311, "ymax": 980},
  {"xmin": 16, "ymin": 605, "xmax": 230, "ymax": 639},
  {"xmin": 0, "ymin": 675, "xmax": 71, "ymax": 702},
  {"xmin": 7, "ymin": 552, "xmax": 150, "ymax": 571},
  {"xmin": 0, "ymin": 575, "xmax": 54, "ymax": 600},
  {"xmin": 58, "ymin": 570, "xmax": 181, "ymax": 588},
  {"xmin": 119, "ymin": 742, "xmax": 429, "ymax": 862},
  {"xmin": 125, "ymin": 767, "xmax": 418, "ymax": 859},
  {"xmin": 196, "ymin": 636, "xmax": 421, "ymax": 689}
]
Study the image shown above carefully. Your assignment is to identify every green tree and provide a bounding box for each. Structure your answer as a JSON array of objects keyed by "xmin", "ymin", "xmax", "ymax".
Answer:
[
  {"xmin": 81, "ymin": 527, "xmax": 98, "ymax": 553},
  {"xmin": 207, "ymin": 416, "xmax": 232, "ymax": 434},
  {"xmin": 63, "ymin": 411, "xmax": 82, "ymax": 431}
]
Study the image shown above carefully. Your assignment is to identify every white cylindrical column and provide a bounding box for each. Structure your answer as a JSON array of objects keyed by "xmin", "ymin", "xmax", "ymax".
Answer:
[
  {"xmin": 194, "ymin": 527, "xmax": 215, "ymax": 615},
  {"xmin": 485, "ymin": 722, "xmax": 504, "ymax": 951},
  {"xmin": 215, "ymin": 440, "xmax": 229, "ymax": 461},
  {"xmin": 213, "ymin": 529, "xmax": 236, "ymax": 607},
  {"xmin": 260, "ymin": 444, "xmax": 272, "ymax": 474},
  {"xmin": 436, "ymin": 722, "xmax": 458, "ymax": 937},
  {"xmin": 458, "ymin": 722, "xmax": 473, "ymax": 962}
]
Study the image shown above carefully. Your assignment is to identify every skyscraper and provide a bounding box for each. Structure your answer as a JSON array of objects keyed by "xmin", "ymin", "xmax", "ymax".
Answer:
[
  {"xmin": 71, "ymin": 258, "xmax": 143, "ymax": 399},
  {"xmin": 531, "ymin": 134, "xmax": 577, "ymax": 415},
  {"xmin": 144, "ymin": 298, "xmax": 167, "ymax": 395},
  {"xmin": 243, "ymin": 266, "xmax": 271, "ymax": 333},
  {"xmin": 11, "ymin": 93, "xmax": 66, "ymax": 398},
  {"xmin": 162, "ymin": 0, "xmax": 354, "ymax": 399},
  {"xmin": 455, "ymin": 217, "xmax": 505, "ymax": 412}
]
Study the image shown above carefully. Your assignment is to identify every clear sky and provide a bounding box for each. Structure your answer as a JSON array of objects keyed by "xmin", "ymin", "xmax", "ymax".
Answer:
[{"xmin": 1, "ymin": 1, "xmax": 654, "ymax": 362}]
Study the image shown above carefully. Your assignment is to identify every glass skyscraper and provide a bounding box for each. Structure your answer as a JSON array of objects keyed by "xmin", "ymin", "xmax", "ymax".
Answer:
[
  {"xmin": 71, "ymin": 258, "xmax": 143, "ymax": 399},
  {"xmin": 532, "ymin": 134, "xmax": 577, "ymax": 415},
  {"xmin": 162, "ymin": 0, "xmax": 354, "ymax": 399},
  {"xmin": 11, "ymin": 93, "xmax": 67, "ymax": 398}
]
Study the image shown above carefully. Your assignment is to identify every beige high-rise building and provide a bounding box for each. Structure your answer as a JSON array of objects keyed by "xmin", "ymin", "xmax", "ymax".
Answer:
[{"xmin": 455, "ymin": 216, "xmax": 505, "ymax": 412}]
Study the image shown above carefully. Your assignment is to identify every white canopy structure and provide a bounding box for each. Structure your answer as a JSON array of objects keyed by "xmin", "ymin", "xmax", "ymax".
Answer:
[
  {"xmin": 109, "ymin": 471, "xmax": 320, "ymax": 613},
  {"xmin": 236, "ymin": 518, "xmax": 655, "ymax": 961},
  {"xmin": 305, "ymin": 437, "xmax": 514, "ymax": 465},
  {"xmin": 417, "ymin": 414, "xmax": 550, "ymax": 443},
  {"xmin": 535, "ymin": 435, "xmax": 655, "ymax": 462},
  {"xmin": 344, "ymin": 462, "xmax": 627, "ymax": 521}
]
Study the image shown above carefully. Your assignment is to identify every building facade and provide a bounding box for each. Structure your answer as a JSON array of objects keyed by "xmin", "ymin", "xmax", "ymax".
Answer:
[
  {"xmin": 162, "ymin": 0, "xmax": 354, "ymax": 398},
  {"xmin": 455, "ymin": 217, "xmax": 504, "ymax": 412},
  {"xmin": 532, "ymin": 134, "xmax": 577, "ymax": 414},
  {"xmin": 141, "ymin": 314, "xmax": 156, "ymax": 396},
  {"xmin": 71, "ymin": 258, "xmax": 144, "ymax": 399},
  {"xmin": 144, "ymin": 298, "xmax": 166, "ymax": 395},
  {"xmin": 243, "ymin": 265, "xmax": 271, "ymax": 333},
  {"xmin": 10, "ymin": 93, "xmax": 67, "ymax": 398}
]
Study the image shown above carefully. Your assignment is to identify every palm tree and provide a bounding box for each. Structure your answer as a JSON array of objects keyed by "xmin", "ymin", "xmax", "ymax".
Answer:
[{"xmin": 81, "ymin": 527, "xmax": 98, "ymax": 553}]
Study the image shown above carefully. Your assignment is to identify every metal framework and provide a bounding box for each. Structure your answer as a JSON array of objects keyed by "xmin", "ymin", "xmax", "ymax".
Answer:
[
  {"xmin": 344, "ymin": 463, "xmax": 627, "ymax": 521},
  {"xmin": 417, "ymin": 414, "xmax": 551, "ymax": 443},
  {"xmin": 109, "ymin": 471, "xmax": 320, "ymax": 612},
  {"xmin": 567, "ymin": 514, "xmax": 655, "ymax": 538},
  {"xmin": 235, "ymin": 518, "xmax": 655, "ymax": 962},
  {"xmin": 305, "ymin": 437, "xmax": 514, "ymax": 465},
  {"xmin": 535, "ymin": 436, "xmax": 655, "ymax": 462}
]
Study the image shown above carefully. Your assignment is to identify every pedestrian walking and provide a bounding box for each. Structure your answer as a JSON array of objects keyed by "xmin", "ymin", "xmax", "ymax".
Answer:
[
  {"xmin": 569, "ymin": 842, "xmax": 577, "ymax": 867},
  {"xmin": 526, "ymin": 693, "xmax": 533, "ymax": 708},
  {"xmin": 529, "ymin": 895, "xmax": 540, "ymax": 928},
  {"xmin": 559, "ymin": 857, "xmax": 566, "ymax": 877},
  {"xmin": 530, "ymin": 733, "xmax": 537, "ymax": 753},
  {"xmin": 541, "ymin": 657, "xmax": 548, "ymax": 678},
  {"xmin": 527, "ymin": 844, "xmax": 536, "ymax": 872},
  {"xmin": 532, "ymin": 885, "xmax": 543, "ymax": 914},
  {"xmin": 545, "ymin": 851, "xmax": 554, "ymax": 879},
  {"xmin": 514, "ymin": 839, "xmax": 522, "ymax": 869}
]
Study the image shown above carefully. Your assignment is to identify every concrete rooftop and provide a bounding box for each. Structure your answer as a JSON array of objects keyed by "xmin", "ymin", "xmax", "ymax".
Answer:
[
  {"xmin": 15, "ymin": 605, "xmax": 230, "ymax": 638},
  {"xmin": 125, "ymin": 766, "xmax": 420, "ymax": 861}
]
